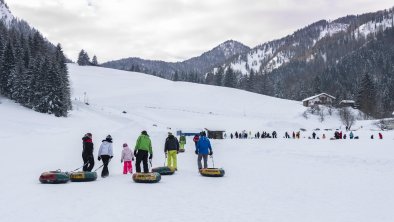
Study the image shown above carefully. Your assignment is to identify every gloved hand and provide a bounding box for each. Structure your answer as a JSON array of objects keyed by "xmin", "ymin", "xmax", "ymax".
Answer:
[
  {"xmin": 195, "ymin": 150, "xmax": 198, "ymax": 155},
  {"xmin": 121, "ymin": 160, "xmax": 123, "ymax": 163},
  {"xmin": 165, "ymin": 152, "xmax": 167, "ymax": 158},
  {"xmin": 98, "ymin": 156, "xmax": 101, "ymax": 161},
  {"xmin": 132, "ymin": 157, "xmax": 135, "ymax": 161},
  {"xmin": 209, "ymin": 151, "xmax": 213, "ymax": 156},
  {"xmin": 149, "ymin": 154, "xmax": 153, "ymax": 159}
]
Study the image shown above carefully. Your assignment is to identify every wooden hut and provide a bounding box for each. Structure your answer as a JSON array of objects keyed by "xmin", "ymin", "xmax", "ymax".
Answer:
[
  {"xmin": 302, "ymin": 93, "xmax": 335, "ymax": 107},
  {"xmin": 205, "ymin": 129, "xmax": 226, "ymax": 139}
]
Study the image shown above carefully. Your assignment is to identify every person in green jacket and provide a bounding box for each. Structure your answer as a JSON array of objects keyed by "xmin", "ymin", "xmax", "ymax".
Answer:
[
  {"xmin": 134, "ymin": 130, "xmax": 153, "ymax": 173},
  {"xmin": 179, "ymin": 135, "xmax": 186, "ymax": 152}
]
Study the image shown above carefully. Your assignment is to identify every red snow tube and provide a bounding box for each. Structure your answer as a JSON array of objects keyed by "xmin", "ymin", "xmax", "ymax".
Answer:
[{"xmin": 39, "ymin": 170, "xmax": 70, "ymax": 184}]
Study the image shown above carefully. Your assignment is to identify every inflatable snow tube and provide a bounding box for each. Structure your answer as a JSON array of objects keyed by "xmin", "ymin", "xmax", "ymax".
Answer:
[
  {"xmin": 69, "ymin": 171, "xmax": 97, "ymax": 182},
  {"xmin": 199, "ymin": 168, "xmax": 225, "ymax": 177},
  {"xmin": 132, "ymin": 172, "xmax": 161, "ymax": 183},
  {"xmin": 152, "ymin": 166, "xmax": 175, "ymax": 175},
  {"xmin": 39, "ymin": 170, "xmax": 70, "ymax": 184}
]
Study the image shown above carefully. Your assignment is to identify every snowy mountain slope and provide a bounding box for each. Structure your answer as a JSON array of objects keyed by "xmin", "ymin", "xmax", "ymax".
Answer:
[
  {"xmin": 1, "ymin": 65, "xmax": 394, "ymax": 222},
  {"xmin": 215, "ymin": 9, "xmax": 394, "ymax": 76},
  {"xmin": 102, "ymin": 40, "xmax": 250, "ymax": 79},
  {"xmin": 69, "ymin": 65, "xmax": 306, "ymax": 131},
  {"xmin": 0, "ymin": 0, "xmax": 13, "ymax": 25}
]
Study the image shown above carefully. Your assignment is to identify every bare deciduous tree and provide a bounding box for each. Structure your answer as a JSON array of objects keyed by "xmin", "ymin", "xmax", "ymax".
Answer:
[
  {"xmin": 319, "ymin": 109, "xmax": 325, "ymax": 122},
  {"xmin": 339, "ymin": 107, "xmax": 356, "ymax": 129}
]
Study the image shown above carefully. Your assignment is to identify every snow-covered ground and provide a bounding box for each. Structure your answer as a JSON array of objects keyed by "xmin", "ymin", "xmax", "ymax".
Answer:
[{"xmin": 0, "ymin": 64, "xmax": 393, "ymax": 222}]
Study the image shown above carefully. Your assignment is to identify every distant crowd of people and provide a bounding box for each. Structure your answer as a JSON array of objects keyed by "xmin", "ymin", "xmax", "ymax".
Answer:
[
  {"xmin": 226, "ymin": 130, "xmax": 278, "ymax": 139},
  {"xmin": 224, "ymin": 130, "xmax": 384, "ymax": 140}
]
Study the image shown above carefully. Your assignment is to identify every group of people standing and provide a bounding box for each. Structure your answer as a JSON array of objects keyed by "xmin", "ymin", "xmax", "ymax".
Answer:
[
  {"xmin": 81, "ymin": 130, "xmax": 214, "ymax": 178},
  {"xmin": 229, "ymin": 130, "xmax": 278, "ymax": 139}
]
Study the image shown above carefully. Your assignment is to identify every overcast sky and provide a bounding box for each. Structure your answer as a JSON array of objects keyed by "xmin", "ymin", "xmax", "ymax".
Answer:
[{"xmin": 6, "ymin": 0, "xmax": 394, "ymax": 63}]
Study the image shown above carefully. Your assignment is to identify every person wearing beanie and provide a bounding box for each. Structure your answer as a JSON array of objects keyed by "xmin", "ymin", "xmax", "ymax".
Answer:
[
  {"xmin": 98, "ymin": 135, "xmax": 114, "ymax": 178},
  {"xmin": 164, "ymin": 132, "xmax": 180, "ymax": 170},
  {"xmin": 134, "ymin": 130, "xmax": 153, "ymax": 173},
  {"xmin": 82, "ymin": 133, "xmax": 94, "ymax": 172},
  {"xmin": 121, "ymin": 143, "xmax": 134, "ymax": 174}
]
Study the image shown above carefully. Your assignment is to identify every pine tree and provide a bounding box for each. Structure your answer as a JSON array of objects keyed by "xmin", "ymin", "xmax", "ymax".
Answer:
[
  {"xmin": 214, "ymin": 67, "xmax": 224, "ymax": 86},
  {"xmin": 0, "ymin": 41, "xmax": 16, "ymax": 97},
  {"xmin": 247, "ymin": 70, "xmax": 256, "ymax": 92},
  {"xmin": 205, "ymin": 72, "xmax": 214, "ymax": 85},
  {"xmin": 92, "ymin": 55, "xmax": 98, "ymax": 66},
  {"xmin": 55, "ymin": 44, "xmax": 72, "ymax": 112},
  {"xmin": 0, "ymin": 18, "xmax": 71, "ymax": 117},
  {"xmin": 77, "ymin": 49, "xmax": 90, "ymax": 66},
  {"xmin": 356, "ymin": 73, "xmax": 377, "ymax": 117},
  {"xmin": 313, "ymin": 76, "xmax": 322, "ymax": 94},
  {"xmin": 173, "ymin": 71, "xmax": 179, "ymax": 81},
  {"xmin": 223, "ymin": 67, "xmax": 236, "ymax": 88}
]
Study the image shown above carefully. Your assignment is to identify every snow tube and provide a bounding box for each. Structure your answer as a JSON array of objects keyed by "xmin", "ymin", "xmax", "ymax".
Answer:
[
  {"xmin": 199, "ymin": 168, "xmax": 225, "ymax": 177},
  {"xmin": 69, "ymin": 171, "xmax": 97, "ymax": 182},
  {"xmin": 152, "ymin": 166, "xmax": 175, "ymax": 175},
  {"xmin": 132, "ymin": 172, "xmax": 161, "ymax": 183},
  {"xmin": 39, "ymin": 170, "xmax": 70, "ymax": 184}
]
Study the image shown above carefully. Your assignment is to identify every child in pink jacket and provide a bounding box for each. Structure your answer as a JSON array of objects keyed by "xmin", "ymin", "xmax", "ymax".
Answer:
[{"xmin": 121, "ymin": 143, "xmax": 134, "ymax": 174}]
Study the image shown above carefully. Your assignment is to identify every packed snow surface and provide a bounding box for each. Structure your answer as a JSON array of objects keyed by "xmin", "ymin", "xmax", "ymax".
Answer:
[{"xmin": 1, "ymin": 64, "xmax": 393, "ymax": 222}]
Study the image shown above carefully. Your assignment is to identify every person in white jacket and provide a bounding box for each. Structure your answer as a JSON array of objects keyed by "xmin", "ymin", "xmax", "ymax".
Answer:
[
  {"xmin": 98, "ymin": 135, "xmax": 113, "ymax": 178},
  {"xmin": 121, "ymin": 143, "xmax": 134, "ymax": 174}
]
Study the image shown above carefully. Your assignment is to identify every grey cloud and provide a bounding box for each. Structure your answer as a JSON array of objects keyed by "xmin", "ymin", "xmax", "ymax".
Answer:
[{"xmin": 7, "ymin": 0, "xmax": 394, "ymax": 62}]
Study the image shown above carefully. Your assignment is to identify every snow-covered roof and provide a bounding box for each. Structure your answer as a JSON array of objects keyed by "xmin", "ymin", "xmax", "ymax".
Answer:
[
  {"xmin": 178, "ymin": 129, "xmax": 203, "ymax": 133},
  {"xmin": 302, "ymin": 93, "xmax": 336, "ymax": 102},
  {"xmin": 340, "ymin": 100, "xmax": 355, "ymax": 104},
  {"xmin": 205, "ymin": 128, "xmax": 226, "ymax": 132}
]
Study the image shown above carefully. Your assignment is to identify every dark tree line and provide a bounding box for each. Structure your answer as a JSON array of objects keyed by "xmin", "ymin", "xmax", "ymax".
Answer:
[
  {"xmin": 77, "ymin": 49, "xmax": 99, "ymax": 66},
  {"xmin": 0, "ymin": 19, "xmax": 71, "ymax": 117},
  {"xmin": 203, "ymin": 10, "xmax": 394, "ymax": 118}
]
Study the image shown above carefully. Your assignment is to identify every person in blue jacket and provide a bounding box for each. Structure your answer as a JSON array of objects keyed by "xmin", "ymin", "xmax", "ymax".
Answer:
[{"xmin": 195, "ymin": 131, "xmax": 213, "ymax": 169}]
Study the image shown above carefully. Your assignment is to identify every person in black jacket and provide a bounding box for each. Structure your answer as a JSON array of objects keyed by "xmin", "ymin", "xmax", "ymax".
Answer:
[
  {"xmin": 82, "ymin": 133, "xmax": 94, "ymax": 172},
  {"xmin": 164, "ymin": 132, "xmax": 180, "ymax": 170}
]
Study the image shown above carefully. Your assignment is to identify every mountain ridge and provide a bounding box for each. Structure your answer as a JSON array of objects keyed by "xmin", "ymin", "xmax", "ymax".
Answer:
[{"xmin": 102, "ymin": 40, "xmax": 250, "ymax": 80}]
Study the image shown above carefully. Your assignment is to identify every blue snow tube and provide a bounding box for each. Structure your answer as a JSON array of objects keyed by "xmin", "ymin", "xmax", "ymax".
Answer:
[
  {"xmin": 69, "ymin": 171, "xmax": 97, "ymax": 182},
  {"xmin": 152, "ymin": 166, "xmax": 175, "ymax": 175}
]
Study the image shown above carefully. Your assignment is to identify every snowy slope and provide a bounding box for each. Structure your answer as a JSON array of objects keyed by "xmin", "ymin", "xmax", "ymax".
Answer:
[
  {"xmin": 0, "ymin": 0, "xmax": 13, "ymax": 25},
  {"xmin": 1, "ymin": 64, "xmax": 394, "ymax": 222},
  {"xmin": 216, "ymin": 9, "xmax": 394, "ymax": 76}
]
